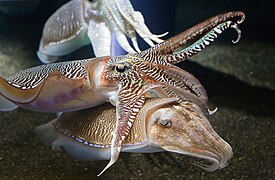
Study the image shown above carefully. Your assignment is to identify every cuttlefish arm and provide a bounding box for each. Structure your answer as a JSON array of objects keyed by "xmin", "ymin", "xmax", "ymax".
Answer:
[
  {"xmin": 113, "ymin": 0, "xmax": 168, "ymax": 47},
  {"xmin": 87, "ymin": 16, "xmax": 112, "ymax": 56},
  {"xmin": 38, "ymin": 0, "xmax": 91, "ymax": 63},
  {"xmin": 141, "ymin": 11, "xmax": 245, "ymax": 65},
  {"xmin": 98, "ymin": 93, "xmax": 146, "ymax": 176}
]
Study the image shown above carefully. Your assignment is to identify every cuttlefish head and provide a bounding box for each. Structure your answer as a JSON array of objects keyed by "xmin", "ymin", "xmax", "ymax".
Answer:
[
  {"xmin": 147, "ymin": 100, "xmax": 233, "ymax": 171},
  {"xmin": 35, "ymin": 97, "xmax": 232, "ymax": 173}
]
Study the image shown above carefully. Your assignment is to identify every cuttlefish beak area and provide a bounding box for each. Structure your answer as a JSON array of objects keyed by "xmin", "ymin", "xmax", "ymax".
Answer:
[{"xmin": 147, "ymin": 101, "xmax": 233, "ymax": 171}]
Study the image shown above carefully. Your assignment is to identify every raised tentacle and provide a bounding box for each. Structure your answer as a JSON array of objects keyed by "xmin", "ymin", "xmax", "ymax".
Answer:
[
  {"xmin": 140, "ymin": 11, "xmax": 245, "ymax": 64},
  {"xmin": 161, "ymin": 21, "xmax": 242, "ymax": 64}
]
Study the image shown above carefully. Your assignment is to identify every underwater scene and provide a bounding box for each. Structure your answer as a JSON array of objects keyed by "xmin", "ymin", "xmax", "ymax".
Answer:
[{"xmin": 0, "ymin": 0, "xmax": 274, "ymax": 179}]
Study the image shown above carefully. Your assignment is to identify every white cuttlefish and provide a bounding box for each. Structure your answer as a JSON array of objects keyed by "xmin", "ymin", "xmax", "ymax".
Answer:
[{"xmin": 37, "ymin": 0, "xmax": 167, "ymax": 63}]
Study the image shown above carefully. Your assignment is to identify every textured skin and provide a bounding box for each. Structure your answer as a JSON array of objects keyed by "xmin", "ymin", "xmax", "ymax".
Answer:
[
  {"xmin": 40, "ymin": 0, "xmax": 88, "ymax": 48},
  {"xmin": 38, "ymin": 0, "xmax": 167, "ymax": 63},
  {"xmin": 35, "ymin": 97, "xmax": 233, "ymax": 172},
  {"xmin": 141, "ymin": 11, "xmax": 245, "ymax": 65},
  {"xmin": 1, "ymin": 11, "xmax": 245, "ymax": 175}
]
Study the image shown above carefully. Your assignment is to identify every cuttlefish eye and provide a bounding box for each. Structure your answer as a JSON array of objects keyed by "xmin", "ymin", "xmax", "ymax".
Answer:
[
  {"xmin": 113, "ymin": 63, "xmax": 131, "ymax": 73},
  {"xmin": 157, "ymin": 118, "xmax": 171, "ymax": 127},
  {"xmin": 88, "ymin": 0, "xmax": 97, "ymax": 2}
]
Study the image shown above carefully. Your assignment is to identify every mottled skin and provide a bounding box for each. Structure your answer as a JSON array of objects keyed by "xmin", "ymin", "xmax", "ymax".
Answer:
[
  {"xmin": 35, "ymin": 97, "xmax": 233, "ymax": 174},
  {"xmin": 37, "ymin": 0, "xmax": 167, "ymax": 63},
  {"xmin": 0, "ymin": 11, "xmax": 245, "ymax": 175}
]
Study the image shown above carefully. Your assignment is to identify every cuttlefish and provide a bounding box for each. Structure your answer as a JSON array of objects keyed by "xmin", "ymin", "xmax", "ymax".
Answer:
[
  {"xmin": 0, "ymin": 11, "xmax": 245, "ymax": 175},
  {"xmin": 35, "ymin": 97, "xmax": 233, "ymax": 175},
  {"xmin": 37, "ymin": 0, "xmax": 167, "ymax": 63}
]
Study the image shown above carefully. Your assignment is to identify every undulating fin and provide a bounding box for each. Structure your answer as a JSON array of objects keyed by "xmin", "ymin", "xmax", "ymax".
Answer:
[
  {"xmin": 0, "ymin": 75, "xmax": 44, "ymax": 104},
  {"xmin": 37, "ymin": 51, "xmax": 59, "ymax": 64},
  {"xmin": 0, "ymin": 59, "xmax": 90, "ymax": 105},
  {"xmin": 141, "ymin": 11, "xmax": 245, "ymax": 64},
  {"xmin": 0, "ymin": 94, "xmax": 17, "ymax": 111}
]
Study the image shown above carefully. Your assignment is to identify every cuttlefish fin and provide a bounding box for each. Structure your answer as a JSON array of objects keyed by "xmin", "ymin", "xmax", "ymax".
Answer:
[
  {"xmin": 0, "ymin": 94, "xmax": 17, "ymax": 111},
  {"xmin": 98, "ymin": 86, "xmax": 146, "ymax": 176},
  {"xmin": 37, "ymin": 51, "xmax": 59, "ymax": 64},
  {"xmin": 0, "ymin": 75, "xmax": 44, "ymax": 104},
  {"xmin": 0, "ymin": 70, "xmax": 70, "ymax": 106}
]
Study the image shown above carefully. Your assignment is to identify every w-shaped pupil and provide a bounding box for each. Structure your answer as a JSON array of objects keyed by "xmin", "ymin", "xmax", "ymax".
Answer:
[{"xmin": 116, "ymin": 66, "xmax": 126, "ymax": 73}]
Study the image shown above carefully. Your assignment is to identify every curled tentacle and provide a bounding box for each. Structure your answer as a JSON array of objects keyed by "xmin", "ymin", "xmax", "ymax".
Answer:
[
  {"xmin": 140, "ymin": 11, "xmax": 245, "ymax": 64},
  {"xmin": 162, "ymin": 21, "xmax": 242, "ymax": 64}
]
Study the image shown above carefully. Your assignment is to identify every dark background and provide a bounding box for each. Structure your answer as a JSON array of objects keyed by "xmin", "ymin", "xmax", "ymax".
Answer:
[{"xmin": 0, "ymin": 0, "xmax": 274, "ymax": 179}]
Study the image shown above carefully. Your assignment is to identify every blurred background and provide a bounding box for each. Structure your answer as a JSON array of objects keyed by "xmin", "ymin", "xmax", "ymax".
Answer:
[{"xmin": 0, "ymin": 0, "xmax": 274, "ymax": 179}]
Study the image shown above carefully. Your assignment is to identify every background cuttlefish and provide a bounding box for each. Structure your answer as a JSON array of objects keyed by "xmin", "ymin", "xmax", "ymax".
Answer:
[
  {"xmin": 35, "ymin": 97, "xmax": 233, "ymax": 175},
  {"xmin": 37, "ymin": 0, "xmax": 167, "ymax": 63},
  {"xmin": 0, "ymin": 11, "xmax": 245, "ymax": 175}
]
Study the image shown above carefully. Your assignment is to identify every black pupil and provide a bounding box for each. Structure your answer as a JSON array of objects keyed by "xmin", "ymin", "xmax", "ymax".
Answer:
[
  {"xmin": 116, "ymin": 66, "xmax": 126, "ymax": 73},
  {"xmin": 159, "ymin": 119, "xmax": 170, "ymax": 126}
]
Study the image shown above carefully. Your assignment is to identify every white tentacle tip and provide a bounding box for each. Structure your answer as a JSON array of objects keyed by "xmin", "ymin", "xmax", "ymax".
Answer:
[
  {"xmin": 156, "ymin": 31, "xmax": 169, "ymax": 38},
  {"xmin": 237, "ymin": 15, "xmax": 245, "ymax": 24},
  {"xmin": 230, "ymin": 23, "xmax": 242, "ymax": 44},
  {"xmin": 232, "ymin": 33, "xmax": 241, "ymax": 44},
  {"xmin": 208, "ymin": 107, "xmax": 218, "ymax": 115}
]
